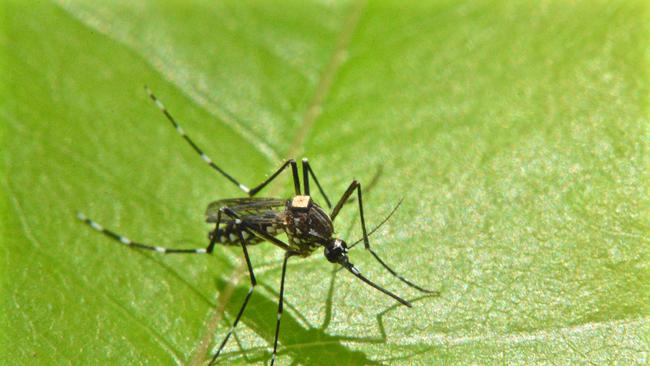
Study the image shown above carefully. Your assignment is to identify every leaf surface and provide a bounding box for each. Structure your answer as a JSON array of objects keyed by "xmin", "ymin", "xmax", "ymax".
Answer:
[{"xmin": 1, "ymin": 1, "xmax": 648, "ymax": 365}]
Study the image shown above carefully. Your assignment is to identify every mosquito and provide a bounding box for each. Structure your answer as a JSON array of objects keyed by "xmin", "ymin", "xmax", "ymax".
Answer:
[{"xmin": 77, "ymin": 87, "xmax": 436, "ymax": 365}]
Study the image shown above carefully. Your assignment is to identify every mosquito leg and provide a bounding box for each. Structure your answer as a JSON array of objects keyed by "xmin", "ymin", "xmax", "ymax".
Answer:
[
  {"xmin": 331, "ymin": 166, "xmax": 382, "ymax": 217},
  {"xmin": 302, "ymin": 158, "xmax": 332, "ymax": 208},
  {"xmin": 342, "ymin": 165, "xmax": 383, "ymax": 207},
  {"xmin": 248, "ymin": 159, "xmax": 300, "ymax": 196},
  {"xmin": 330, "ymin": 180, "xmax": 358, "ymax": 221},
  {"xmin": 332, "ymin": 181, "xmax": 437, "ymax": 294},
  {"xmin": 217, "ymin": 207, "xmax": 298, "ymax": 364},
  {"xmin": 271, "ymin": 253, "xmax": 293, "ymax": 366},
  {"xmin": 200, "ymin": 205, "xmax": 294, "ymax": 364},
  {"xmin": 302, "ymin": 158, "xmax": 310, "ymax": 196},
  {"xmin": 208, "ymin": 230, "xmax": 257, "ymax": 366},
  {"xmin": 77, "ymin": 211, "xmax": 220, "ymax": 254},
  {"xmin": 145, "ymin": 87, "xmax": 252, "ymax": 195},
  {"xmin": 147, "ymin": 88, "xmax": 303, "ymax": 198}
]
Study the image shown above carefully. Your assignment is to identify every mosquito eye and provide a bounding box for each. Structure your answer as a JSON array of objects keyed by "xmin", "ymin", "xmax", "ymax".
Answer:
[
  {"xmin": 324, "ymin": 240, "xmax": 347, "ymax": 263},
  {"xmin": 324, "ymin": 246, "xmax": 341, "ymax": 263}
]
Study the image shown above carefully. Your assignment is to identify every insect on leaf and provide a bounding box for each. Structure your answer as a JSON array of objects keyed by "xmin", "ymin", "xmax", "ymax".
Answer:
[{"xmin": 2, "ymin": 1, "xmax": 648, "ymax": 365}]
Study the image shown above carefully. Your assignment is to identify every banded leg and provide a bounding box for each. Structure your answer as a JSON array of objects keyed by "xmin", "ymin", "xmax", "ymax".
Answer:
[
  {"xmin": 301, "ymin": 158, "xmax": 332, "ymax": 208},
  {"xmin": 210, "ymin": 207, "xmax": 295, "ymax": 364},
  {"xmin": 146, "ymin": 87, "xmax": 251, "ymax": 194},
  {"xmin": 331, "ymin": 181, "xmax": 436, "ymax": 294},
  {"xmin": 271, "ymin": 253, "xmax": 293, "ymax": 366},
  {"xmin": 77, "ymin": 211, "xmax": 220, "ymax": 254},
  {"xmin": 208, "ymin": 230, "xmax": 257, "ymax": 366},
  {"xmin": 146, "ymin": 88, "xmax": 302, "ymax": 197}
]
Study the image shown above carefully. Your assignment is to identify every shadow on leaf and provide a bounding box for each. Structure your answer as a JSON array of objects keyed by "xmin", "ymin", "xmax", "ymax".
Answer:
[{"xmin": 211, "ymin": 263, "xmax": 438, "ymax": 365}]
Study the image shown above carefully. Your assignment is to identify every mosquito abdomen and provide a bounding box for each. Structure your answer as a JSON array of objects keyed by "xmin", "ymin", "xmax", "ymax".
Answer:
[{"xmin": 209, "ymin": 222, "xmax": 265, "ymax": 246}]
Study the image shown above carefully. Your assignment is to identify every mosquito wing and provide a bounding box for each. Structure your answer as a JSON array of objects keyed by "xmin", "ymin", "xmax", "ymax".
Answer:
[
  {"xmin": 205, "ymin": 197, "xmax": 287, "ymax": 224},
  {"xmin": 206, "ymin": 197, "xmax": 288, "ymax": 246}
]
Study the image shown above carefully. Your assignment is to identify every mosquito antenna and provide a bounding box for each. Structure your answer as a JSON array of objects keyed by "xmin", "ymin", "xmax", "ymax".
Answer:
[
  {"xmin": 349, "ymin": 198, "xmax": 403, "ymax": 249},
  {"xmin": 343, "ymin": 262, "xmax": 412, "ymax": 307}
]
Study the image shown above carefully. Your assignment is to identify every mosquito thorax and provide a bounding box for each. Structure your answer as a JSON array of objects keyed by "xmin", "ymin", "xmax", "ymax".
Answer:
[{"xmin": 284, "ymin": 194, "xmax": 334, "ymax": 255}]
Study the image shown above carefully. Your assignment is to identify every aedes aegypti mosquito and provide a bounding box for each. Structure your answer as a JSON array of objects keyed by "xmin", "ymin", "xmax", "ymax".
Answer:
[{"xmin": 77, "ymin": 87, "xmax": 436, "ymax": 365}]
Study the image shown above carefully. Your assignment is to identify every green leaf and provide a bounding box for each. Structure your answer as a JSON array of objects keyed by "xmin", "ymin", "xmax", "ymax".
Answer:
[{"xmin": 2, "ymin": 0, "xmax": 648, "ymax": 365}]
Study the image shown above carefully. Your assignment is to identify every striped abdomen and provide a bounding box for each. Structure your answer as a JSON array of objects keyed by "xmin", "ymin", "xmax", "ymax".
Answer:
[{"xmin": 209, "ymin": 221, "xmax": 283, "ymax": 246}]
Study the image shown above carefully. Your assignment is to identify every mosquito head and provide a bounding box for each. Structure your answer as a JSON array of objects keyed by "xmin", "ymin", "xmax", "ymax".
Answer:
[{"xmin": 324, "ymin": 238, "xmax": 349, "ymax": 264}]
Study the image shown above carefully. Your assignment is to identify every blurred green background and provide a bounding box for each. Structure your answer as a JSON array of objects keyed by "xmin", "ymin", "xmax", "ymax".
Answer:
[{"xmin": 1, "ymin": 0, "xmax": 648, "ymax": 365}]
